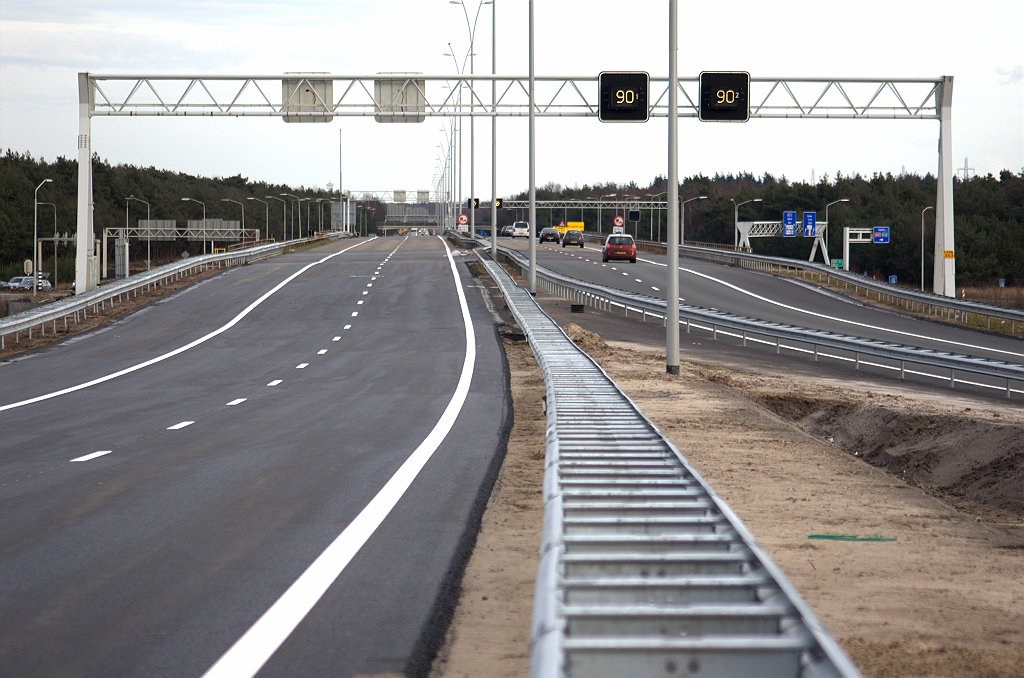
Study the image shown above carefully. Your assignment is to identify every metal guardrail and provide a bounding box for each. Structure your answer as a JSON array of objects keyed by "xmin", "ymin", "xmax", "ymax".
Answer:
[
  {"xmin": 0, "ymin": 233, "xmax": 344, "ymax": 349},
  {"xmin": 489, "ymin": 245, "xmax": 1024, "ymax": 398},
  {"xmin": 478, "ymin": 252, "xmax": 860, "ymax": 678}
]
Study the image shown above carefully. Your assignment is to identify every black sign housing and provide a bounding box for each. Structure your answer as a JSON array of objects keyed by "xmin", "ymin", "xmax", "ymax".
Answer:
[
  {"xmin": 599, "ymin": 72, "xmax": 649, "ymax": 122},
  {"xmin": 699, "ymin": 72, "xmax": 750, "ymax": 122}
]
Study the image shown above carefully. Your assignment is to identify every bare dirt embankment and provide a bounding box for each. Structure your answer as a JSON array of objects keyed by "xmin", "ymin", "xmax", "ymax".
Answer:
[{"xmin": 433, "ymin": 310, "xmax": 1024, "ymax": 678}]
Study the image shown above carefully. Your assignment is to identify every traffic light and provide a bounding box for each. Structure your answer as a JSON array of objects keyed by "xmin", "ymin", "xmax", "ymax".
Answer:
[
  {"xmin": 698, "ymin": 71, "xmax": 750, "ymax": 122},
  {"xmin": 467, "ymin": 198, "xmax": 479, "ymax": 209},
  {"xmin": 495, "ymin": 198, "xmax": 503, "ymax": 209},
  {"xmin": 599, "ymin": 72, "xmax": 649, "ymax": 122}
]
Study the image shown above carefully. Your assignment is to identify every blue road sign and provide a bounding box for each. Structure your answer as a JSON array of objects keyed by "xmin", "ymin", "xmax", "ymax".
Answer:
[
  {"xmin": 782, "ymin": 211, "xmax": 797, "ymax": 237},
  {"xmin": 872, "ymin": 226, "xmax": 890, "ymax": 243},
  {"xmin": 888, "ymin": 275, "xmax": 898, "ymax": 284},
  {"xmin": 803, "ymin": 211, "xmax": 817, "ymax": 237}
]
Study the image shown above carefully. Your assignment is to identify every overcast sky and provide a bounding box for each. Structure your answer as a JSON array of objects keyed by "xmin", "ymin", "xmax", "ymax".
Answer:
[{"xmin": 2, "ymin": 0, "xmax": 1022, "ymax": 199}]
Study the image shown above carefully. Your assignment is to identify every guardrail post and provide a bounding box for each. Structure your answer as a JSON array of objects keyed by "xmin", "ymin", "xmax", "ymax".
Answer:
[
  {"xmin": 713, "ymin": 324, "xmax": 717, "ymax": 340},
  {"xmin": 776, "ymin": 337, "xmax": 780, "ymax": 354},
  {"xmin": 813, "ymin": 344, "xmax": 818, "ymax": 361},
  {"xmin": 685, "ymin": 318, "xmax": 690, "ymax": 333},
  {"xmin": 742, "ymin": 330, "xmax": 747, "ymax": 347},
  {"xmin": 1007, "ymin": 379, "xmax": 1012, "ymax": 399},
  {"xmin": 855, "ymin": 352, "xmax": 860, "ymax": 369},
  {"xmin": 950, "ymin": 369, "xmax": 955, "ymax": 388},
  {"xmin": 900, "ymin": 361, "xmax": 905, "ymax": 381}
]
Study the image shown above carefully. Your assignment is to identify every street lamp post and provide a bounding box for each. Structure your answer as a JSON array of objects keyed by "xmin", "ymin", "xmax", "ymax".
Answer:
[
  {"xmin": 281, "ymin": 194, "xmax": 300, "ymax": 240},
  {"xmin": 681, "ymin": 196, "xmax": 707, "ymax": 245},
  {"xmin": 823, "ymin": 198, "xmax": 850, "ymax": 253},
  {"xmin": 221, "ymin": 199, "xmax": 245, "ymax": 244},
  {"xmin": 181, "ymin": 197, "xmax": 206, "ymax": 254},
  {"xmin": 730, "ymin": 197, "xmax": 762, "ymax": 248},
  {"xmin": 599, "ymin": 194, "xmax": 617, "ymax": 235},
  {"xmin": 33, "ymin": 178, "xmax": 53, "ymax": 295},
  {"xmin": 247, "ymin": 197, "xmax": 269, "ymax": 240},
  {"xmin": 921, "ymin": 205, "xmax": 934, "ymax": 291},
  {"xmin": 127, "ymin": 196, "xmax": 151, "ymax": 271},
  {"xmin": 648, "ymin": 192, "xmax": 667, "ymax": 241},
  {"xmin": 265, "ymin": 196, "xmax": 286, "ymax": 241},
  {"xmin": 38, "ymin": 202, "xmax": 57, "ymax": 288}
]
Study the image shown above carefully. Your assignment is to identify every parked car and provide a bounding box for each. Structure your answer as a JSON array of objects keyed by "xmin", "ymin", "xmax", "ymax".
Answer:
[
  {"xmin": 602, "ymin": 234, "xmax": 636, "ymax": 263},
  {"xmin": 512, "ymin": 221, "xmax": 530, "ymax": 237},
  {"xmin": 562, "ymin": 229, "xmax": 585, "ymax": 247},
  {"xmin": 500, "ymin": 225, "xmax": 515, "ymax": 237},
  {"xmin": 538, "ymin": 227, "xmax": 561, "ymax": 243}
]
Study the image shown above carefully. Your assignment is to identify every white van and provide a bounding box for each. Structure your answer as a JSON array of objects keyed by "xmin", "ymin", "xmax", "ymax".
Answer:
[{"xmin": 512, "ymin": 221, "xmax": 530, "ymax": 238}]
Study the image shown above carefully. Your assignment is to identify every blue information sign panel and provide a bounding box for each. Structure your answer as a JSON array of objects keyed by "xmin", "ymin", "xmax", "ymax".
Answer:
[
  {"xmin": 872, "ymin": 226, "xmax": 890, "ymax": 243},
  {"xmin": 803, "ymin": 211, "xmax": 817, "ymax": 237},
  {"xmin": 782, "ymin": 211, "xmax": 797, "ymax": 237},
  {"xmin": 888, "ymin": 275, "xmax": 898, "ymax": 284}
]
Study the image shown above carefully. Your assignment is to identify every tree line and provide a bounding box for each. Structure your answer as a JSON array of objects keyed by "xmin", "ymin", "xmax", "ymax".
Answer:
[{"xmin": 512, "ymin": 169, "xmax": 1024, "ymax": 287}]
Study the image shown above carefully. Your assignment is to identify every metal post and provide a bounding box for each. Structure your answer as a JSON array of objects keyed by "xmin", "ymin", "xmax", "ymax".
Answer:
[
  {"xmin": 75, "ymin": 73, "xmax": 94, "ymax": 295},
  {"xmin": 843, "ymin": 227, "xmax": 851, "ymax": 272},
  {"xmin": 527, "ymin": 0, "xmax": 536, "ymax": 294},
  {"xmin": 490, "ymin": 0, "xmax": 498, "ymax": 258},
  {"xmin": 921, "ymin": 205, "xmax": 933, "ymax": 291},
  {"xmin": 666, "ymin": 0, "xmax": 679, "ymax": 375},
  {"xmin": 934, "ymin": 75, "xmax": 955, "ymax": 296}
]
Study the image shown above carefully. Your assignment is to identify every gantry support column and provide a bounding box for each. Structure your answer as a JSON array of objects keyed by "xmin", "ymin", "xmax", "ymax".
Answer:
[{"xmin": 934, "ymin": 75, "xmax": 955, "ymax": 297}]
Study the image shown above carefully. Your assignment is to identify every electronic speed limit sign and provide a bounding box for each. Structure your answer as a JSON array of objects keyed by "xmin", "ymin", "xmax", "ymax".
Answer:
[{"xmin": 699, "ymin": 71, "xmax": 750, "ymax": 122}]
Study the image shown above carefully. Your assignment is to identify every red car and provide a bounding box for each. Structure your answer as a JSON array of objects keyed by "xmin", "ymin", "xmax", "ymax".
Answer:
[{"xmin": 602, "ymin": 234, "xmax": 636, "ymax": 263}]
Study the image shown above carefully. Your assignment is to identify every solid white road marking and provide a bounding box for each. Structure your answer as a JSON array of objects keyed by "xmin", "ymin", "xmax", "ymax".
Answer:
[
  {"xmin": 296, "ymin": 363, "xmax": 308, "ymax": 369},
  {"xmin": 635, "ymin": 255, "xmax": 1024, "ymax": 359},
  {"xmin": 317, "ymin": 349, "xmax": 327, "ymax": 355},
  {"xmin": 343, "ymin": 324, "xmax": 352, "ymax": 330},
  {"xmin": 201, "ymin": 235, "xmax": 477, "ymax": 678},
  {"xmin": 226, "ymin": 398, "xmax": 247, "ymax": 406},
  {"xmin": 267, "ymin": 380, "xmax": 283, "ymax": 386},
  {"xmin": 71, "ymin": 450, "xmax": 112, "ymax": 462},
  {"xmin": 167, "ymin": 421, "xmax": 194, "ymax": 430},
  {"xmin": 0, "ymin": 239, "xmax": 376, "ymax": 412}
]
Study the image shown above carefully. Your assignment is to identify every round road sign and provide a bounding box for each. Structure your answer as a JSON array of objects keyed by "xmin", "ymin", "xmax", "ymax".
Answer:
[
  {"xmin": 457, "ymin": 213, "xmax": 469, "ymax": 226},
  {"xmin": 613, "ymin": 215, "xmax": 625, "ymax": 227}
]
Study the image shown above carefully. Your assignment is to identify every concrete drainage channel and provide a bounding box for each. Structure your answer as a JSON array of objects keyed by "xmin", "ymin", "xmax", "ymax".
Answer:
[{"xmin": 477, "ymin": 253, "xmax": 860, "ymax": 678}]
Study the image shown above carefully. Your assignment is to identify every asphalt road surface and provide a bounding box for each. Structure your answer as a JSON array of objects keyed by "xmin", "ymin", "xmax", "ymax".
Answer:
[
  {"xmin": 498, "ymin": 237, "xmax": 1024, "ymax": 396},
  {"xmin": 0, "ymin": 235, "xmax": 509, "ymax": 678}
]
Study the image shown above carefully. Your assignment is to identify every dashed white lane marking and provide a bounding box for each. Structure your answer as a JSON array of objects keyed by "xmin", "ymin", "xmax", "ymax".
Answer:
[
  {"xmin": 622, "ymin": 272, "xmax": 629, "ymax": 276},
  {"xmin": 226, "ymin": 398, "xmax": 247, "ymax": 406},
  {"xmin": 371, "ymin": 276, "xmax": 377, "ymax": 280},
  {"xmin": 357, "ymin": 300, "xmax": 364, "ymax": 305},
  {"xmin": 351, "ymin": 312, "xmax": 358, "ymax": 317},
  {"xmin": 652, "ymin": 286, "xmax": 660, "ymax": 291},
  {"xmin": 366, "ymin": 283, "xmax": 373, "ymax": 287},
  {"xmin": 611, "ymin": 267, "xmax": 617, "ymax": 270},
  {"xmin": 635, "ymin": 256, "xmax": 1024, "ymax": 359},
  {"xmin": 344, "ymin": 324, "xmax": 352, "ymax": 330},
  {"xmin": 167, "ymin": 421, "xmax": 194, "ymax": 430},
  {"xmin": 296, "ymin": 363, "xmax": 308, "ymax": 369},
  {"xmin": 635, "ymin": 278, "xmax": 643, "ymax": 283},
  {"xmin": 362, "ymin": 291, "xmax": 368, "ymax": 295},
  {"xmin": 0, "ymin": 238, "xmax": 377, "ymax": 412},
  {"xmin": 267, "ymin": 380, "xmax": 283, "ymax": 386},
  {"xmin": 71, "ymin": 450, "xmax": 112, "ymax": 462},
  {"xmin": 202, "ymin": 235, "xmax": 476, "ymax": 678},
  {"xmin": 332, "ymin": 337, "xmax": 341, "ymax": 342},
  {"xmin": 317, "ymin": 349, "xmax": 327, "ymax": 355}
]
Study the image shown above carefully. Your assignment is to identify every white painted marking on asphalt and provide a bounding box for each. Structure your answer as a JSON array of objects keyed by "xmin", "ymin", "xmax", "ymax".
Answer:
[
  {"xmin": 371, "ymin": 276, "xmax": 377, "ymax": 280},
  {"xmin": 652, "ymin": 286, "xmax": 660, "ymax": 291},
  {"xmin": 296, "ymin": 363, "xmax": 308, "ymax": 369},
  {"xmin": 622, "ymin": 272, "xmax": 629, "ymax": 276},
  {"xmin": 317, "ymin": 349, "xmax": 327, "ymax": 355},
  {"xmin": 611, "ymin": 267, "xmax": 617, "ymax": 270},
  {"xmin": 202, "ymin": 235, "xmax": 478, "ymax": 678},
  {"xmin": 71, "ymin": 450, "xmax": 112, "ymax": 462},
  {"xmin": 332, "ymin": 336, "xmax": 341, "ymax": 341},
  {"xmin": 226, "ymin": 398, "xmax": 247, "ymax": 406},
  {"xmin": 344, "ymin": 324, "xmax": 352, "ymax": 330},
  {"xmin": 362, "ymin": 291, "xmax": 368, "ymax": 295},
  {"xmin": 351, "ymin": 312, "xmax": 358, "ymax": 317},
  {"xmin": 167, "ymin": 421, "xmax": 194, "ymax": 430},
  {"xmin": 636, "ymin": 255, "xmax": 1024, "ymax": 359},
  {"xmin": 635, "ymin": 278, "xmax": 642, "ymax": 283},
  {"xmin": 0, "ymin": 239, "xmax": 377, "ymax": 412},
  {"xmin": 267, "ymin": 380, "xmax": 283, "ymax": 386},
  {"xmin": 357, "ymin": 300, "xmax": 364, "ymax": 305},
  {"xmin": 366, "ymin": 283, "xmax": 373, "ymax": 287}
]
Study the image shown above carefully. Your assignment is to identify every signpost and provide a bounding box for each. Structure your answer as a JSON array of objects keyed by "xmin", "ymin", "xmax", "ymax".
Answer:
[
  {"xmin": 844, "ymin": 226, "xmax": 890, "ymax": 271},
  {"xmin": 803, "ymin": 211, "xmax": 817, "ymax": 237},
  {"xmin": 612, "ymin": 214, "xmax": 625, "ymax": 234},
  {"xmin": 457, "ymin": 213, "xmax": 469, "ymax": 227},
  {"xmin": 782, "ymin": 211, "xmax": 797, "ymax": 237},
  {"xmin": 873, "ymin": 226, "xmax": 890, "ymax": 243}
]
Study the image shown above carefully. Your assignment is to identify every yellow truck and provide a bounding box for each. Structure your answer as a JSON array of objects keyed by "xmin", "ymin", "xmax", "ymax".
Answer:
[{"xmin": 556, "ymin": 221, "xmax": 584, "ymax": 237}]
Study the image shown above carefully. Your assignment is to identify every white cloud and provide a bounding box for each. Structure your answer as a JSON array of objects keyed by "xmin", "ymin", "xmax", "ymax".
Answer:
[{"xmin": 995, "ymin": 65, "xmax": 1023, "ymax": 85}]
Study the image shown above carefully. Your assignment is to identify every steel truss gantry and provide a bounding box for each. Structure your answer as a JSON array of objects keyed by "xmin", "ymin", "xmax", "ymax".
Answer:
[{"xmin": 74, "ymin": 72, "xmax": 955, "ymax": 298}]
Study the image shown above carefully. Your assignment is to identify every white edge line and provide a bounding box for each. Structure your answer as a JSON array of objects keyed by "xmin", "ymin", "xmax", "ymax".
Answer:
[
  {"xmin": 0, "ymin": 239, "xmax": 374, "ymax": 412},
  {"xmin": 71, "ymin": 450, "xmax": 112, "ymax": 462},
  {"xmin": 200, "ymin": 234, "xmax": 476, "ymax": 678}
]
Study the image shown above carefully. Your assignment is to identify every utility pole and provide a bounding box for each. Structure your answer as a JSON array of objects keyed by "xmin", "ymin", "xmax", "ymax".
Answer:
[{"xmin": 665, "ymin": 0, "xmax": 679, "ymax": 374}]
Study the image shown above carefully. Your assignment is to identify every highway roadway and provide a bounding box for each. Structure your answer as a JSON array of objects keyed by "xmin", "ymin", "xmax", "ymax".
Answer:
[
  {"xmin": 0, "ymin": 236, "xmax": 509, "ymax": 677},
  {"xmin": 501, "ymin": 237, "xmax": 1024, "ymax": 366}
]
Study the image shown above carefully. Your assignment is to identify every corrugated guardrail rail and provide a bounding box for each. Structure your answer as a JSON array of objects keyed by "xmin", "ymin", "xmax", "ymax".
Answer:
[
  {"xmin": 489, "ymin": 244, "xmax": 1024, "ymax": 398},
  {"xmin": 0, "ymin": 233, "xmax": 344, "ymax": 349},
  {"xmin": 478, "ymin": 253, "xmax": 861, "ymax": 678}
]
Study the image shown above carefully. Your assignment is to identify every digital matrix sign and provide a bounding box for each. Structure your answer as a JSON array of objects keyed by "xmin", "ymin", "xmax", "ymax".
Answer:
[
  {"xmin": 599, "ymin": 72, "xmax": 649, "ymax": 122},
  {"xmin": 699, "ymin": 71, "xmax": 750, "ymax": 122}
]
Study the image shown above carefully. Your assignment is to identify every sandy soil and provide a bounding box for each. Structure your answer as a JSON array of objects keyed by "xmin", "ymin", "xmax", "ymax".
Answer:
[{"xmin": 429, "ymin": 336, "xmax": 545, "ymax": 678}]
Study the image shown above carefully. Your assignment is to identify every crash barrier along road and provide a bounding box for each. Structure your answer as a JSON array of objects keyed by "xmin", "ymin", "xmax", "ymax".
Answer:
[
  {"xmin": 478, "ymin": 253, "xmax": 860, "ymax": 677},
  {"xmin": 487, "ymin": 243, "xmax": 1024, "ymax": 399},
  {"xmin": 0, "ymin": 233, "xmax": 343, "ymax": 350}
]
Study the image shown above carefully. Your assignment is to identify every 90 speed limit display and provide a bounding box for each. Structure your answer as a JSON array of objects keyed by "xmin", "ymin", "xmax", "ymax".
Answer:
[
  {"xmin": 599, "ymin": 72, "xmax": 649, "ymax": 122},
  {"xmin": 699, "ymin": 71, "xmax": 750, "ymax": 122}
]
